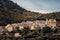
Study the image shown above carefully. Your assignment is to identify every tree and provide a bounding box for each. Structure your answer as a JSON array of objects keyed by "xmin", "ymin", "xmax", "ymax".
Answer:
[{"xmin": 42, "ymin": 26, "xmax": 52, "ymax": 34}]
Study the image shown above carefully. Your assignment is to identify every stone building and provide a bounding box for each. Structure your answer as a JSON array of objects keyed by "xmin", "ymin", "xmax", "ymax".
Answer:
[
  {"xmin": 5, "ymin": 24, "xmax": 13, "ymax": 32},
  {"xmin": 45, "ymin": 19, "xmax": 56, "ymax": 29}
]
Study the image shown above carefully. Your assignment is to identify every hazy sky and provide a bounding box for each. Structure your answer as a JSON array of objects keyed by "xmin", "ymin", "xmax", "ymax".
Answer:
[{"xmin": 12, "ymin": 0, "xmax": 60, "ymax": 13}]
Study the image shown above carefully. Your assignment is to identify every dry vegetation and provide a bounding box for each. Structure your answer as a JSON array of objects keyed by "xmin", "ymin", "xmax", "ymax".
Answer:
[{"xmin": 0, "ymin": 25, "xmax": 59, "ymax": 40}]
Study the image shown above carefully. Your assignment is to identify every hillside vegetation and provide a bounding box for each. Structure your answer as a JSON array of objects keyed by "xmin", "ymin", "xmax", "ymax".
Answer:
[{"xmin": 0, "ymin": 0, "xmax": 41, "ymax": 26}]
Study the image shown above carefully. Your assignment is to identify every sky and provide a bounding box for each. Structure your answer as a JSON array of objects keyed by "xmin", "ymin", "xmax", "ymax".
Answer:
[{"xmin": 11, "ymin": 0, "xmax": 60, "ymax": 13}]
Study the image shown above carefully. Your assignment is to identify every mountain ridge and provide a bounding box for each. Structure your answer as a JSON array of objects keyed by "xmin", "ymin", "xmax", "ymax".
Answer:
[
  {"xmin": 0, "ymin": 0, "xmax": 41, "ymax": 26},
  {"xmin": 0, "ymin": 0, "xmax": 60, "ymax": 26}
]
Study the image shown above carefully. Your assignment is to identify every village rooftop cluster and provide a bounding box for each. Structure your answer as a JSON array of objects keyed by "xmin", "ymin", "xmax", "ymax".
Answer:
[{"xmin": 0, "ymin": 19, "xmax": 56, "ymax": 37}]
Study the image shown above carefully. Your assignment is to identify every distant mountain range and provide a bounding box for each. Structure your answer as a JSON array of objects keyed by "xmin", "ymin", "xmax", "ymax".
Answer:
[{"xmin": 0, "ymin": 0, "xmax": 60, "ymax": 26}]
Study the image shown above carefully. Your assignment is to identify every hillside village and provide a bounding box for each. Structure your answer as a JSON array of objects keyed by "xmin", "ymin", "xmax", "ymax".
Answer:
[{"xmin": 0, "ymin": 19, "xmax": 57, "ymax": 35}]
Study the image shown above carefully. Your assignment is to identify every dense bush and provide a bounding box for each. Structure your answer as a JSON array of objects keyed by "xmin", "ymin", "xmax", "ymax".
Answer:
[
  {"xmin": 0, "ymin": 26, "xmax": 59, "ymax": 40},
  {"xmin": 42, "ymin": 26, "xmax": 52, "ymax": 33}
]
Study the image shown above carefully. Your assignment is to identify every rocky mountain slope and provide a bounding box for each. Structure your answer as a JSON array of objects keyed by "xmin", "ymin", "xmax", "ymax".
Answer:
[
  {"xmin": 0, "ymin": 0, "xmax": 41, "ymax": 26},
  {"xmin": 0, "ymin": 0, "xmax": 60, "ymax": 26}
]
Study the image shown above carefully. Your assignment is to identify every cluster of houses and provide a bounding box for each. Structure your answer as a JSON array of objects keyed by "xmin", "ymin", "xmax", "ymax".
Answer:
[{"xmin": 0, "ymin": 19, "xmax": 56, "ymax": 37}]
